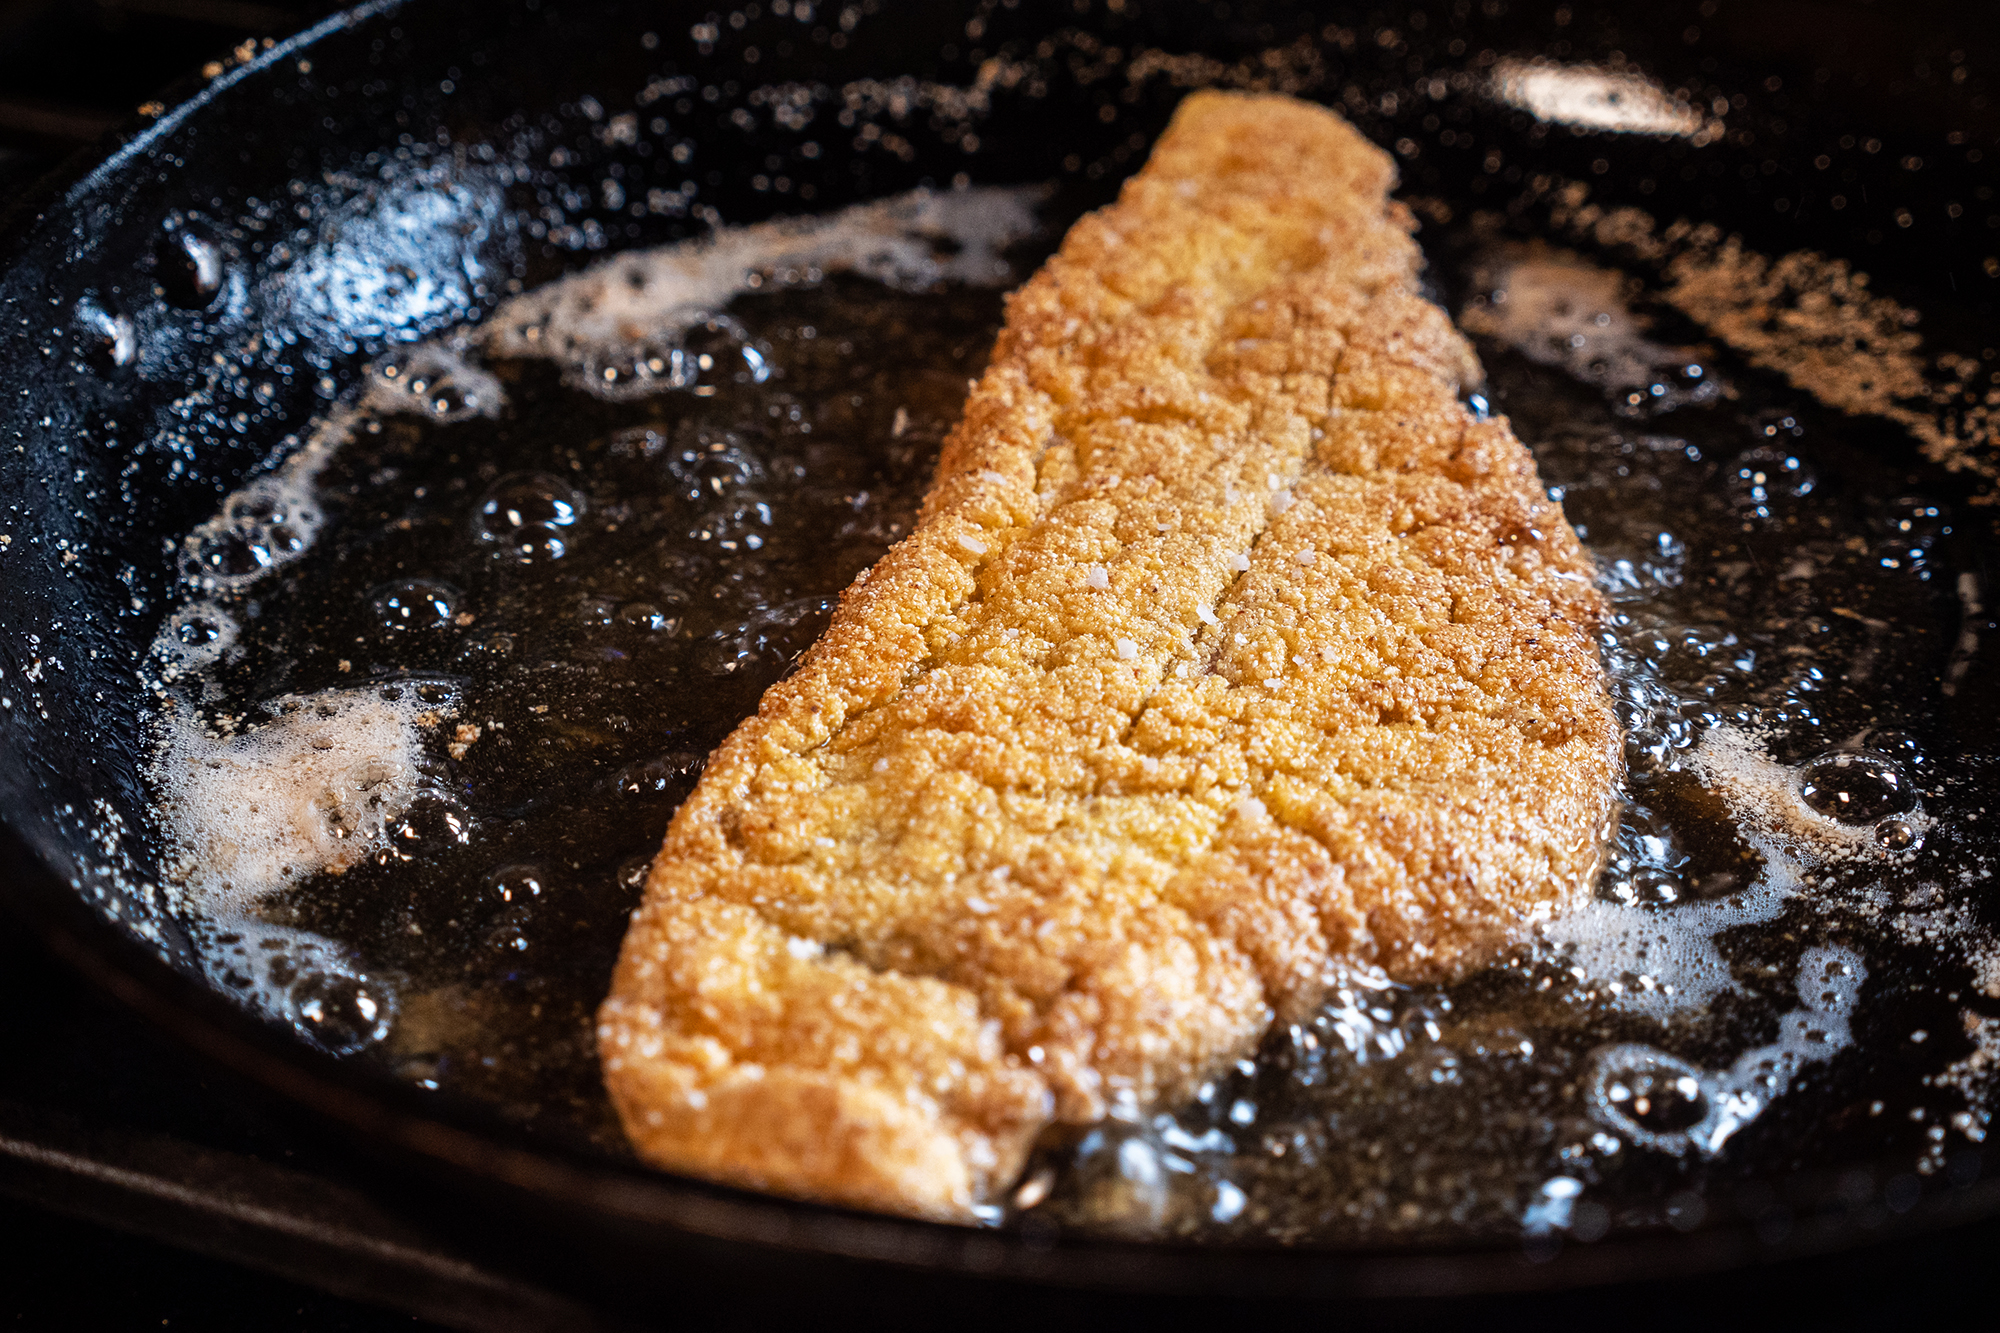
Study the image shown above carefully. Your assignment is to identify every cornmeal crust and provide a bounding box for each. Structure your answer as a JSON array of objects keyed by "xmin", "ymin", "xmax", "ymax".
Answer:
[{"xmin": 599, "ymin": 90, "xmax": 1620, "ymax": 1221}]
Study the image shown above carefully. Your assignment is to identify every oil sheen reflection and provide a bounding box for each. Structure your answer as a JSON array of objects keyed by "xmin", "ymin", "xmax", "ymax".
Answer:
[{"xmin": 267, "ymin": 159, "xmax": 509, "ymax": 347}]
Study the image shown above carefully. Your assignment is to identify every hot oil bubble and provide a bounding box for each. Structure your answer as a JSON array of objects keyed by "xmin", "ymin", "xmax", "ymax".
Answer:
[
  {"xmin": 1604, "ymin": 866, "xmax": 1682, "ymax": 907},
  {"xmin": 158, "ymin": 601, "xmax": 239, "ymax": 673},
  {"xmin": 682, "ymin": 316, "xmax": 771, "ymax": 392},
  {"xmin": 472, "ymin": 865, "xmax": 558, "ymax": 960},
  {"xmin": 1614, "ymin": 803, "xmax": 1685, "ymax": 867},
  {"xmin": 1589, "ymin": 1045, "xmax": 1709, "ymax": 1152},
  {"xmin": 189, "ymin": 530, "xmax": 269, "ymax": 579},
  {"xmin": 370, "ymin": 579, "xmax": 460, "ymax": 633},
  {"xmin": 1797, "ymin": 751, "xmax": 1914, "ymax": 824},
  {"xmin": 478, "ymin": 872, "xmax": 556, "ymax": 956},
  {"xmin": 1875, "ymin": 818, "xmax": 1918, "ymax": 851},
  {"xmin": 290, "ymin": 969, "xmax": 394, "ymax": 1055},
  {"xmin": 457, "ymin": 632, "xmax": 515, "ymax": 665},
  {"xmin": 665, "ymin": 431, "xmax": 765, "ymax": 508},
  {"xmin": 1659, "ymin": 626, "xmax": 1755, "ymax": 690},
  {"xmin": 484, "ymin": 864, "xmax": 546, "ymax": 907},
  {"xmin": 246, "ymin": 524, "xmax": 304, "ymax": 563},
  {"xmin": 318, "ymin": 758, "xmax": 401, "ymax": 841},
  {"xmin": 503, "ymin": 526, "xmax": 569, "ymax": 564},
  {"xmin": 422, "ymin": 378, "xmax": 477, "ymax": 418},
  {"xmin": 474, "ymin": 472, "xmax": 585, "ymax": 535},
  {"xmin": 388, "ymin": 792, "xmax": 470, "ymax": 854},
  {"xmin": 617, "ymin": 602, "xmax": 678, "ymax": 633},
  {"xmin": 1725, "ymin": 443, "xmax": 1816, "ymax": 523},
  {"xmin": 1597, "ymin": 532, "xmax": 1687, "ymax": 605},
  {"xmin": 178, "ymin": 617, "xmax": 224, "ymax": 646},
  {"xmin": 180, "ymin": 480, "xmax": 324, "ymax": 590},
  {"xmin": 473, "ymin": 473, "xmax": 586, "ymax": 564},
  {"xmin": 616, "ymin": 751, "xmax": 706, "ymax": 801},
  {"xmin": 1867, "ymin": 496, "xmax": 1950, "ymax": 576},
  {"xmin": 229, "ymin": 490, "xmax": 308, "ymax": 540},
  {"xmin": 370, "ymin": 348, "xmax": 503, "ymax": 422},
  {"xmin": 592, "ymin": 316, "xmax": 771, "ymax": 399},
  {"xmin": 1625, "ymin": 727, "xmax": 1678, "ymax": 777}
]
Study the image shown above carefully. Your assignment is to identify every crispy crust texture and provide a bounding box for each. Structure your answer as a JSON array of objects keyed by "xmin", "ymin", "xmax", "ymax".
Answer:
[{"xmin": 599, "ymin": 91, "xmax": 1620, "ymax": 1221}]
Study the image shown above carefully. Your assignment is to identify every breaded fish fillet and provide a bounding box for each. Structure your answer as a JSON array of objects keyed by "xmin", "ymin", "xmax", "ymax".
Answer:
[{"xmin": 600, "ymin": 90, "xmax": 1619, "ymax": 1221}]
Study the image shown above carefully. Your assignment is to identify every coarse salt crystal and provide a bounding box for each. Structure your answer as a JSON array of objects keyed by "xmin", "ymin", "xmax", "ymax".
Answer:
[
  {"xmin": 1228, "ymin": 553, "xmax": 1251, "ymax": 573},
  {"xmin": 1115, "ymin": 637, "xmax": 1138, "ymax": 661},
  {"xmin": 1196, "ymin": 605, "xmax": 1218, "ymax": 625},
  {"xmin": 1295, "ymin": 548, "xmax": 1317, "ymax": 566},
  {"xmin": 956, "ymin": 532, "xmax": 988, "ymax": 555},
  {"xmin": 1086, "ymin": 565, "xmax": 1110, "ymax": 589},
  {"xmin": 1268, "ymin": 489, "xmax": 1295, "ymax": 514}
]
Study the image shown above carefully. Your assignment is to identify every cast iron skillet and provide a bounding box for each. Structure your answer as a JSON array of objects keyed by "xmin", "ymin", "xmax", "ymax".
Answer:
[{"xmin": 4, "ymin": 0, "xmax": 2000, "ymax": 1313}]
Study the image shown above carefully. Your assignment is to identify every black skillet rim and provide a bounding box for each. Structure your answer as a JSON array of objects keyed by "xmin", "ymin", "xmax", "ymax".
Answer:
[{"xmin": 1, "ymin": 0, "xmax": 1996, "ymax": 1301}]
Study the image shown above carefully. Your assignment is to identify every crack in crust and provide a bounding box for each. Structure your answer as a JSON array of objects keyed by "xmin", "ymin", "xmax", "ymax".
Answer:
[{"xmin": 599, "ymin": 91, "xmax": 1621, "ymax": 1222}]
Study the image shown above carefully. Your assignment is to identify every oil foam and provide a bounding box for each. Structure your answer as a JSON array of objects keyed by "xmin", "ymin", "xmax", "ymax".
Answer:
[
  {"xmin": 151, "ymin": 685, "xmax": 449, "ymax": 916},
  {"xmin": 480, "ymin": 185, "xmax": 1045, "ymax": 397}
]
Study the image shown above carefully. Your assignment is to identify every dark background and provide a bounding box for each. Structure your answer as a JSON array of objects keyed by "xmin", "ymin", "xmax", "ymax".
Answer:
[
  {"xmin": 0, "ymin": 0, "xmax": 342, "ymax": 198},
  {"xmin": 3, "ymin": 0, "xmax": 2000, "ymax": 1327}
]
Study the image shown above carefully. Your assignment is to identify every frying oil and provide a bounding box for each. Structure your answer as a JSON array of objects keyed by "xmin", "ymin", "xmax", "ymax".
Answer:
[{"xmin": 143, "ymin": 196, "xmax": 1998, "ymax": 1243}]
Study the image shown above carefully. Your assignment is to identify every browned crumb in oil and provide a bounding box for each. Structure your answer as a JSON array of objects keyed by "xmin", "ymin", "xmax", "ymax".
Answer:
[{"xmin": 1543, "ymin": 182, "xmax": 2000, "ymax": 494}]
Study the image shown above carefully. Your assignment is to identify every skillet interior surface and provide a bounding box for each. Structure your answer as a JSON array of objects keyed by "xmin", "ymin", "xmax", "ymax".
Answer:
[{"xmin": 5, "ymin": 0, "xmax": 2000, "ymax": 1301}]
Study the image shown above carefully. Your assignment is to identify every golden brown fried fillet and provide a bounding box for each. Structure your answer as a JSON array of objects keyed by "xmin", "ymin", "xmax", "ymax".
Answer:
[{"xmin": 599, "ymin": 90, "xmax": 1620, "ymax": 1221}]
